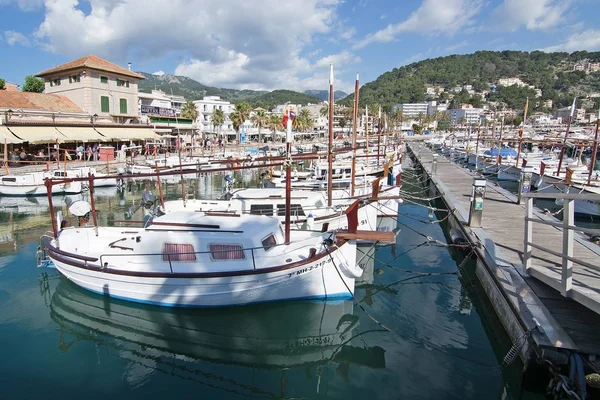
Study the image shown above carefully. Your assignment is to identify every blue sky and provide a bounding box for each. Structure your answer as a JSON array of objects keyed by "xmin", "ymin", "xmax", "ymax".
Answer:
[{"xmin": 1, "ymin": 0, "xmax": 599, "ymax": 93}]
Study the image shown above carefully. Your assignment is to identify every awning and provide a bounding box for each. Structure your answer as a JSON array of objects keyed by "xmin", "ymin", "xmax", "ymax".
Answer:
[
  {"xmin": 0, "ymin": 126, "xmax": 23, "ymax": 144},
  {"xmin": 96, "ymin": 127, "xmax": 157, "ymax": 141},
  {"xmin": 54, "ymin": 126, "xmax": 107, "ymax": 142},
  {"xmin": 4, "ymin": 126, "xmax": 67, "ymax": 143}
]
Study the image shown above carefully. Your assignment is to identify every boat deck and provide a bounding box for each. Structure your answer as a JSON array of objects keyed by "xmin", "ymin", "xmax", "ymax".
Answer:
[{"xmin": 408, "ymin": 143, "xmax": 600, "ymax": 358}]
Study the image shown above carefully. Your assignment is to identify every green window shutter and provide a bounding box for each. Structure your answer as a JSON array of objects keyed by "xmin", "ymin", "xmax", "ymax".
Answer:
[
  {"xmin": 120, "ymin": 98, "xmax": 127, "ymax": 114},
  {"xmin": 101, "ymin": 96, "xmax": 109, "ymax": 113},
  {"xmin": 100, "ymin": 76, "xmax": 108, "ymax": 84}
]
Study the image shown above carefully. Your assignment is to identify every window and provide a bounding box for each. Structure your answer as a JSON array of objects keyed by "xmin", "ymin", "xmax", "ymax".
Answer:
[
  {"xmin": 100, "ymin": 76, "xmax": 108, "ymax": 84},
  {"xmin": 250, "ymin": 204, "xmax": 273, "ymax": 216},
  {"xmin": 50, "ymin": 78, "xmax": 61, "ymax": 87},
  {"xmin": 119, "ymin": 98, "xmax": 127, "ymax": 114},
  {"xmin": 261, "ymin": 234, "xmax": 277, "ymax": 251},
  {"xmin": 100, "ymin": 96, "xmax": 109, "ymax": 113},
  {"xmin": 163, "ymin": 243, "xmax": 197, "ymax": 262},
  {"xmin": 116, "ymin": 79, "xmax": 130, "ymax": 87},
  {"xmin": 69, "ymin": 75, "xmax": 80, "ymax": 83},
  {"xmin": 277, "ymin": 204, "xmax": 305, "ymax": 216},
  {"xmin": 209, "ymin": 244, "xmax": 245, "ymax": 260}
]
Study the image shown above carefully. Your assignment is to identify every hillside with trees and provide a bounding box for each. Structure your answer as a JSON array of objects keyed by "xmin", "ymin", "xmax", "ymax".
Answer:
[
  {"xmin": 245, "ymin": 90, "xmax": 321, "ymax": 110},
  {"xmin": 138, "ymin": 72, "xmax": 265, "ymax": 103},
  {"xmin": 340, "ymin": 50, "xmax": 600, "ymax": 112}
]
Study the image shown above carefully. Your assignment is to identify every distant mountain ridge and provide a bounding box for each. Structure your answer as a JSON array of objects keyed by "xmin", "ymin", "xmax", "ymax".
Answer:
[
  {"xmin": 138, "ymin": 72, "xmax": 330, "ymax": 108},
  {"xmin": 303, "ymin": 89, "xmax": 348, "ymax": 101},
  {"xmin": 138, "ymin": 72, "xmax": 265, "ymax": 103}
]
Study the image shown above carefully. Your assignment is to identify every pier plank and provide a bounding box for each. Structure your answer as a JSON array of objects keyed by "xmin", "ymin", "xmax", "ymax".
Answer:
[{"xmin": 409, "ymin": 144, "xmax": 600, "ymax": 357}]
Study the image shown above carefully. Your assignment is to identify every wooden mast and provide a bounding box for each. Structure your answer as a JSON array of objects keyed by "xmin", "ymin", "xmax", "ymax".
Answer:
[
  {"xmin": 556, "ymin": 98, "xmax": 576, "ymax": 176},
  {"xmin": 497, "ymin": 115, "xmax": 504, "ymax": 165},
  {"xmin": 365, "ymin": 105, "xmax": 369, "ymax": 172},
  {"xmin": 588, "ymin": 108, "xmax": 600, "ymax": 185},
  {"xmin": 327, "ymin": 63, "xmax": 334, "ymax": 207},
  {"xmin": 351, "ymin": 73, "xmax": 359, "ymax": 197},
  {"xmin": 284, "ymin": 105, "xmax": 293, "ymax": 244},
  {"xmin": 377, "ymin": 106, "xmax": 382, "ymax": 167},
  {"xmin": 515, "ymin": 97, "xmax": 529, "ymax": 167}
]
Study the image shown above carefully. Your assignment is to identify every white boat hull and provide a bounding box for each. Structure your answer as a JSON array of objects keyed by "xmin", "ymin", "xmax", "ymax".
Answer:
[
  {"xmin": 537, "ymin": 176, "xmax": 600, "ymax": 217},
  {"xmin": 49, "ymin": 239, "xmax": 358, "ymax": 307},
  {"xmin": 0, "ymin": 181, "xmax": 82, "ymax": 196}
]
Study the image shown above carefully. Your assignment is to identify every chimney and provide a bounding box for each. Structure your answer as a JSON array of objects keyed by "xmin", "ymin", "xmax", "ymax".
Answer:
[{"xmin": 128, "ymin": 62, "xmax": 132, "ymax": 71}]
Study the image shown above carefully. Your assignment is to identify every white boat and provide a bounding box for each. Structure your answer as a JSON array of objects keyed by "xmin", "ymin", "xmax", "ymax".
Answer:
[
  {"xmin": 50, "ymin": 166, "xmax": 118, "ymax": 187},
  {"xmin": 163, "ymin": 188, "xmax": 379, "ymax": 232},
  {"xmin": 0, "ymin": 171, "xmax": 83, "ymax": 196},
  {"xmin": 41, "ymin": 209, "xmax": 361, "ymax": 307}
]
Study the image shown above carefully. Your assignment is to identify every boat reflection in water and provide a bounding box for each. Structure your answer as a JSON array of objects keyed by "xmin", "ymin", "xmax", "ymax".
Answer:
[{"xmin": 49, "ymin": 278, "xmax": 385, "ymax": 395}]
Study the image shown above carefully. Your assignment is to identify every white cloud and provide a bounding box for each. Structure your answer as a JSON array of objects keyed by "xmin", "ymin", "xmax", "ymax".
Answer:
[
  {"xmin": 542, "ymin": 29, "xmax": 600, "ymax": 52},
  {"xmin": 314, "ymin": 51, "xmax": 360, "ymax": 69},
  {"xmin": 175, "ymin": 49, "xmax": 358, "ymax": 92},
  {"xmin": 30, "ymin": 0, "xmax": 344, "ymax": 90},
  {"xmin": 0, "ymin": 0, "xmax": 44, "ymax": 11},
  {"xmin": 4, "ymin": 30, "xmax": 30, "ymax": 46},
  {"xmin": 490, "ymin": 0, "xmax": 570, "ymax": 31},
  {"xmin": 339, "ymin": 26, "xmax": 356, "ymax": 40},
  {"xmin": 354, "ymin": 0, "xmax": 483, "ymax": 49},
  {"xmin": 152, "ymin": 70, "xmax": 165, "ymax": 76}
]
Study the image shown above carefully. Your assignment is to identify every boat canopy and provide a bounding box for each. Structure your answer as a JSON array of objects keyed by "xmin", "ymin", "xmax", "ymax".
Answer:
[{"xmin": 484, "ymin": 148, "xmax": 518, "ymax": 158}]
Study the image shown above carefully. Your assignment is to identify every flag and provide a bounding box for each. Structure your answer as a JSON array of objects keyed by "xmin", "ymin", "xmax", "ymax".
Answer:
[
  {"xmin": 282, "ymin": 108, "xmax": 288, "ymax": 128},
  {"xmin": 282, "ymin": 106, "xmax": 296, "ymax": 127},
  {"xmin": 570, "ymin": 98, "xmax": 577, "ymax": 117}
]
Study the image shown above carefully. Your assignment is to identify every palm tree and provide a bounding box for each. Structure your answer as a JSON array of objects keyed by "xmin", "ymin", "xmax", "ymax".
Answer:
[
  {"xmin": 268, "ymin": 114, "xmax": 282, "ymax": 142},
  {"xmin": 180, "ymin": 101, "xmax": 198, "ymax": 122},
  {"xmin": 229, "ymin": 102, "xmax": 252, "ymax": 143},
  {"xmin": 392, "ymin": 109, "xmax": 404, "ymax": 131},
  {"xmin": 212, "ymin": 108, "xmax": 225, "ymax": 135},
  {"xmin": 320, "ymin": 104, "xmax": 329, "ymax": 117},
  {"xmin": 250, "ymin": 109, "xmax": 269, "ymax": 143}
]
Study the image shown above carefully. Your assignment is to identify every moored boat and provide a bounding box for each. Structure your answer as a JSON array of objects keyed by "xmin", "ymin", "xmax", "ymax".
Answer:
[
  {"xmin": 0, "ymin": 171, "xmax": 83, "ymax": 196},
  {"xmin": 41, "ymin": 208, "xmax": 362, "ymax": 307}
]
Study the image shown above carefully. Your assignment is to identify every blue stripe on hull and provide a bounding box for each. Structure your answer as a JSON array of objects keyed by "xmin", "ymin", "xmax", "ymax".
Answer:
[{"xmin": 80, "ymin": 284, "xmax": 354, "ymax": 308}]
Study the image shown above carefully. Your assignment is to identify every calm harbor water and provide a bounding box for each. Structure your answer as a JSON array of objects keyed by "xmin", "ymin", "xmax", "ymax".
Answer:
[{"xmin": 0, "ymin": 169, "xmax": 544, "ymax": 399}]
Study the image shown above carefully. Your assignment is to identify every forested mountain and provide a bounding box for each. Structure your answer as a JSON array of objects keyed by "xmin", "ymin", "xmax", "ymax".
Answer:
[
  {"xmin": 304, "ymin": 89, "xmax": 348, "ymax": 101},
  {"xmin": 138, "ymin": 73, "xmax": 265, "ymax": 102},
  {"xmin": 139, "ymin": 73, "xmax": 327, "ymax": 108},
  {"xmin": 245, "ymin": 90, "xmax": 321, "ymax": 109},
  {"xmin": 340, "ymin": 50, "xmax": 600, "ymax": 112}
]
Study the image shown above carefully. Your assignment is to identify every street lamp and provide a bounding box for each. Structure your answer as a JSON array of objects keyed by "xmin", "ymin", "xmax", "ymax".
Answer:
[
  {"xmin": 90, "ymin": 113, "xmax": 98, "ymax": 125},
  {"xmin": 4, "ymin": 109, "xmax": 13, "ymax": 123}
]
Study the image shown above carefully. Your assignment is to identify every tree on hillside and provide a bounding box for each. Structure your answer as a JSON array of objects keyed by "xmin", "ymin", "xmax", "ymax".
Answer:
[
  {"xmin": 23, "ymin": 75, "xmax": 45, "ymax": 93},
  {"xmin": 229, "ymin": 102, "xmax": 252, "ymax": 143},
  {"xmin": 212, "ymin": 108, "xmax": 225, "ymax": 134},
  {"xmin": 0, "ymin": 78, "xmax": 5, "ymax": 90},
  {"xmin": 250, "ymin": 109, "xmax": 269, "ymax": 143},
  {"xmin": 180, "ymin": 101, "xmax": 199, "ymax": 122}
]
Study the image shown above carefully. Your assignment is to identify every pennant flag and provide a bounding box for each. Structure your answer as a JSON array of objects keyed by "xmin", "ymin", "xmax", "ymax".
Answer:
[{"xmin": 281, "ymin": 106, "xmax": 296, "ymax": 128}]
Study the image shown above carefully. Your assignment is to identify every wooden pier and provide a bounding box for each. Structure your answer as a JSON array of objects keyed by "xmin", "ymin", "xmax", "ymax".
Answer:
[{"xmin": 406, "ymin": 142, "xmax": 600, "ymax": 363}]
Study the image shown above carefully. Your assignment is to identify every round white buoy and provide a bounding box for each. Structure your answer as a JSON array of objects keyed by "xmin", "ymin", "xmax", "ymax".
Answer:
[{"xmin": 69, "ymin": 200, "xmax": 92, "ymax": 217}]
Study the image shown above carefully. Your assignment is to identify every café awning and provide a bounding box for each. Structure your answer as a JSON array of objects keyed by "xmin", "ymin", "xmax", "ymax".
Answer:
[
  {"xmin": 54, "ymin": 126, "xmax": 107, "ymax": 142},
  {"xmin": 4, "ymin": 126, "xmax": 67, "ymax": 143},
  {"xmin": 96, "ymin": 127, "xmax": 156, "ymax": 140},
  {"xmin": 0, "ymin": 126, "xmax": 23, "ymax": 144}
]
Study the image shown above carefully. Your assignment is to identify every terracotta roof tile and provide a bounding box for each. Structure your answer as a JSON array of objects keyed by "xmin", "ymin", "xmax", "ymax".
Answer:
[
  {"xmin": 36, "ymin": 55, "xmax": 144, "ymax": 80},
  {"xmin": 0, "ymin": 91, "xmax": 84, "ymax": 113}
]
